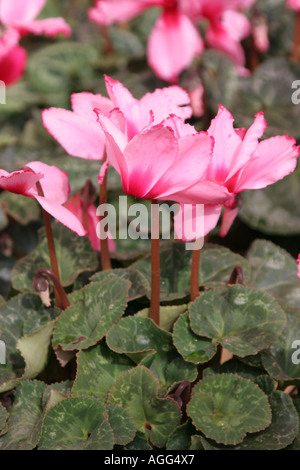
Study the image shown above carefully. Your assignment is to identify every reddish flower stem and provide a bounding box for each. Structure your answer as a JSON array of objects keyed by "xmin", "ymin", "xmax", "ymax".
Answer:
[
  {"xmin": 36, "ymin": 181, "xmax": 63, "ymax": 309},
  {"xmin": 292, "ymin": 11, "xmax": 300, "ymax": 62},
  {"xmin": 190, "ymin": 239, "xmax": 202, "ymax": 302},
  {"xmin": 150, "ymin": 200, "xmax": 160, "ymax": 325},
  {"xmin": 99, "ymin": 155, "xmax": 112, "ymax": 271}
]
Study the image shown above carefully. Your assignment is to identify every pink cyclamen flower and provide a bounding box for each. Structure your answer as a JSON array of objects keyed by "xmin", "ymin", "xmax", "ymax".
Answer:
[
  {"xmin": 42, "ymin": 75, "xmax": 192, "ymax": 161},
  {"xmin": 88, "ymin": 0, "xmax": 204, "ymax": 82},
  {"xmin": 0, "ymin": 162, "xmax": 86, "ymax": 236},
  {"xmin": 95, "ymin": 116, "xmax": 230, "ymax": 209},
  {"xmin": 0, "ymin": 0, "xmax": 71, "ymax": 38},
  {"xmin": 0, "ymin": 28, "xmax": 27, "ymax": 85},
  {"xmin": 0, "ymin": 44, "xmax": 27, "ymax": 85},
  {"xmin": 198, "ymin": 0, "xmax": 256, "ymax": 76},
  {"xmin": 0, "ymin": 0, "xmax": 71, "ymax": 85},
  {"xmin": 175, "ymin": 105, "xmax": 300, "ymax": 239},
  {"xmin": 64, "ymin": 190, "xmax": 116, "ymax": 252},
  {"xmin": 287, "ymin": 0, "xmax": 300, "ymax": 9}
]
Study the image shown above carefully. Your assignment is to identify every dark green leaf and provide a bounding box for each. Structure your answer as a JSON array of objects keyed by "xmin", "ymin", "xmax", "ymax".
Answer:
[
  {"xmin": 187, "ymin": 374, "xmax": 271, "ymax": 446},
  {"xmin": 53, "ymin": 278, "xmax": 130, "ymax": 351},
  {"xmin": 189, "ymin": 286, "xmax": 286, "ymax": 357},
  {"xmin": 108, "ymin": 366, "xmax": 181, "ymax": 448}
]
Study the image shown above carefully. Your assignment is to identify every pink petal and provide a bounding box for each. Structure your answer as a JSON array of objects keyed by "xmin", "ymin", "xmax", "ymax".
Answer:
[
  {"xmin": 42, "ymin": 108, "xmax": 106, "ymax": 160},
  {"xmin": 0, "ymin": 45, "xmax": 27, "ymax": 86},
  {"xmin": 147, "ymin": 9, "xmax": 204, "ymax": 82},
  {"xmin": 225, "ymin": 111, "xmax": 267, "ymax": 182},
  {"xmin": 63, "ymin": 191, "xmax": 116, "ymax": 251},
  {"xmin": 0, "ymin": 0, "xmax": 46, "ymax": 24},
  {"xmin": 87, "ymin": 0, "xmax": 160, "ymax": 25},
  {"xmin": 0, "ymin": 168, "xmax": 43, "ymax": 196},
  {"xmin": 94, "ymin": 110, "xmax": 129, "ymax": 177},
  {"xmin": 222, "ymin": 10, "xmax": 251, "ymax": 42},
  {"xmin": 71, "ymin": 92, "xmax": 113, "ymax": 121},
  {"xmin": 0, "ymin": 28, "xmax": 20, "ymax": 60},
  {"xmin": 173, "ymin": 203, "xmax": 222, "ymax": 241},
  {"xmin": 161, "ymin": 114, "xmax": 197, "ymax": 138},
  {"xmin": 166, "ymin": 180, "xmax": 232, "ymax": 205},
  {"xmin": 104, "ymin": 75, "xmax": 141, "ymax": 138},
  {"xmin": 34, "ymin": 195, "xmax": 87, "ymax": 236},
  {"xmin": 235, "ymin": 136, "xmax": 300, "ymax": 192},
  {"xmin": 207, "ymin": 106, "xmax": 267, "ymax": 186},
  {"xmin": 189, "ymin": 83, "xmax": 205, "ymax": 118},
  {"xmin": 20, "ymin": 18, "xmax": 71, "ymax": 37},
  {"xmin": 219, "ymin": 206, "xmax": 240, "ymax": 237},
  {"xmin": 123, "ymin": 126, "xmax": 179, "ymax": 198},
  {"xmin": 108, "ymin": 109, "xmax": 127, "ymax": 135},
  {"xmin": 206, "ymin": 11, "xmax": 251, "ymax": 70},
  {"xmin": 252, "ymin": 17, "xmax": 269, "ymax": 53},
  {"xmin": 87, "ymin": 203, "xmax": 116, "ymax": 253},
  {"xmin": 206, "ymin": 105, "xmax": 242, "ymax": 183},
  {"xmin": 199, "ymin": 0, "xmax": 255, "ymax": 18},
  {"xmin": 287, "ymin": 0, "xmax": 300, "ymax": 10},
  {"xmin": 148, "ymin": 132, "xmax": 214, "ymax": 199},
  {"xmin": 25, "ymin": 161, "xmax": 70, "ymax": 204},
  {"xmin": 105, "ymin": 75, "xmax": 136, "ymax": 111},
  {"xmin": 139, "ymin": 85, "xmax": 192, "ymax": 124}
]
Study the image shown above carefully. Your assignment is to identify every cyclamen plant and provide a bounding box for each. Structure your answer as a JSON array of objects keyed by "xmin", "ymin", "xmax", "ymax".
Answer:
[{"xmin": 2, "ymin": 0, "xmax": 300, "ymax": 454}]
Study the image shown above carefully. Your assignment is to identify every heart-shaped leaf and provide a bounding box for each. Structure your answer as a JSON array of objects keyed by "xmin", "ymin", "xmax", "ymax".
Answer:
[
  {"xmin": 53, "ymin": 278, "xmax": 130, "ymax": 351},
  {"xmin": 108, "ymin": 366, "xmax": 181, "ymax": 447},
  {"xmin": 189, "ymin": 285, "xmax": 286, "ymax": 357},
  {"xmin": 72, "ymin": 342, "xmax": 135, "ymax": 402},
  {"xmin": 200, "ymin": 391, "xmax": 299, "ymax": 450},
  {"xmin": 173, "ymin": 312, "xmax": 216, "ymax": 364},
  {"xmin": 38, "ymin": 397, "xmax": 114, "ymax": 450},
  {"xmin": 106, "ymin": 316, "xmax": 197, "ymax": 390},
  {"xmin": 187, "ymin": 374, "xmax": 271, "ymax": 445}
]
